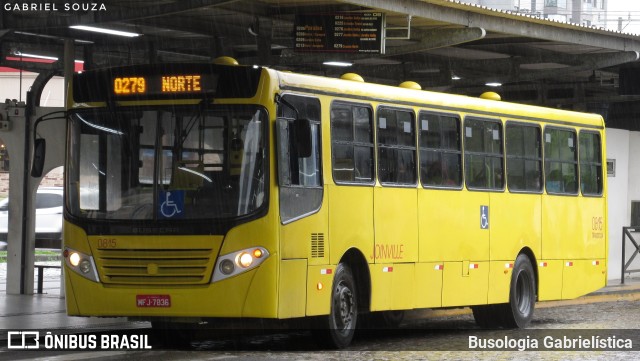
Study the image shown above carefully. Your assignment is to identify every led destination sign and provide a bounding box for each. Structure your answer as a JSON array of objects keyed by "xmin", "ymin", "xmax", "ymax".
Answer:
[
  {"xmin": 72, "ymin": 63, "xmax": 263, "ymax": 103},
  {"xmin": 113, "ymin": 74, "xmax": 205, "ymax": 96}
]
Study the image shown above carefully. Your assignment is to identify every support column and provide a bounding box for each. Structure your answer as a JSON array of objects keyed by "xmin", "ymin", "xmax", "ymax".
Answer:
[{"xmin": 5, "ymin": 100, "xmax": 33, "ymax": 295}]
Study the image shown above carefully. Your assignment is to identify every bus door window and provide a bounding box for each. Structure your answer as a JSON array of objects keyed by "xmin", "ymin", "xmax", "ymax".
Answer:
[{"xmin": 276, "ymin": 94, "xmax": 323, "ymax": 224}]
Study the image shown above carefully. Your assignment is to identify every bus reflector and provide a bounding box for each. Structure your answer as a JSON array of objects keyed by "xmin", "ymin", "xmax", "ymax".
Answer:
[
  {"xmin": 320, "ymin": 268, "xmax": 332, "ymax": 275},
  {"xmin": 566, "ymin": 261, "xmax": 574, "ymax": 267},
  {"xmin": 470, "ymin": 263, "xmax": 479, "ymax": 269},
  {"xmin": 434, "ymin": 264, "xmax": 444, "ymax": 271},
  {"xmin": 317, "ymin": 282, "xmax": 323, "ymax": 290},
  {"xmin": 539, "ymin": 262, "xmax": 548, "ymax": 267},
  {"xmin": 592, "ymin": 260, "xmax": 600, "ymax": 266},
  {"xmin": 383, "ymin": 267, "xmax": 393, "ymax": 273},
  {"xmin": 505, "ymin": 263, "xmax": 514, "ymax": 269}
]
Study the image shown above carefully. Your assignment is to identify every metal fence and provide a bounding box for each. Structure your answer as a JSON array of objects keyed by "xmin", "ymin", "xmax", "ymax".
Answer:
[{"xmin": 621, "ymin": 227, "xmax": 640, "ymax": 284}]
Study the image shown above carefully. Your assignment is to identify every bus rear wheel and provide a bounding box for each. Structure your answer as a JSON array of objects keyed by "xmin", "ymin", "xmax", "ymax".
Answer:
[
  {"xmin": 315, "ymin": 263, "xmax": 358, "ymax": 349},
  {"xmin": 504, "ymin": 254, "xmax": 536, "ymax": 328},
  {"xmin": 472, "ymin": 254, "xmax": 536, "ymax": 329}
]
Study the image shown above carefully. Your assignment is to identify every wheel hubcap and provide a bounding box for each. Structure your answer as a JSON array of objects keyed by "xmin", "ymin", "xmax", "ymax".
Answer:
[
  {"xmin": 334, "ymin": 281, "xmax": 354, "ymax": 330},
  {"xmin": 515, "ymin": 271, "xmax": 533, "ymax": 315}
]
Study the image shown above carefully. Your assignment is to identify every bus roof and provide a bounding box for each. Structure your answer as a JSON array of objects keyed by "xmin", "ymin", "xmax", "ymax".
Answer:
[{"xmin": 272, "ymin": 69, "xmax": 605, "ymax": 129}]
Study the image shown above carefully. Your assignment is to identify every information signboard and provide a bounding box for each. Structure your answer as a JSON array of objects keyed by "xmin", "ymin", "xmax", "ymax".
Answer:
[{"xmin": 294, "ymin": 12, "xmax": 384, "ymax": 53}]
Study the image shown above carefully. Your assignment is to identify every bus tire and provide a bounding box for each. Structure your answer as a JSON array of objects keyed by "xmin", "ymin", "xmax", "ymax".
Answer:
[
  {"xmin": 315, "ymin": 263, "xmax": 358, "ymax": 349},
  {"xmin": 503, "ymin": 254, "xmax": 536, "ymax": 328}
]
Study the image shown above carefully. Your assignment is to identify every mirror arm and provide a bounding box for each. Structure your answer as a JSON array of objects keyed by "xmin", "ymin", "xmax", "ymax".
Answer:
[
  {"xmin": 30, "ymin": 111, "xmax": 67, "ymax": 178},
  {"xmin": 274, "ymin": 94, "xmax": 299, "ymax": 120}
]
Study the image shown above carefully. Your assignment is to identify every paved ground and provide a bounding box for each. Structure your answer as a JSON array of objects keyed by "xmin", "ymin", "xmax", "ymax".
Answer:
[{"xmin": 1, "ymin": 256, "xmax": 639, "ymax": 360}]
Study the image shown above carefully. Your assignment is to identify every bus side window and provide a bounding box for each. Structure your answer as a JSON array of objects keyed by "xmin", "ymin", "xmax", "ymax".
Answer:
[
  {"xmin": 377, "ymin": 107, "xmax": 416, "ymax": 186},
  {"xmin": 579, "ymin": 131, "xmax": 603, "ymax": 196},
  {"xmin": 464, "ymin": 117, "xmax": 504, "ymax": 191},
  {"xmin": 419, "ymin": 111, "xmax": 462, "ymax": 188},
  {"xmin": 331, "ymin": 102, "xmax": 374, "ymax": 184},
  {"xmin": 506, "ymin": 122, "xmax": 542, "ymax": 193},
  {"xmin": 544, "ymin": 127, "xmax": 578, "ymax": 195}
]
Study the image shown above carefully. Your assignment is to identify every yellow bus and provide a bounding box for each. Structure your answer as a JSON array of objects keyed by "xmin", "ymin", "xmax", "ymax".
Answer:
[{"xmin": 52, "ymin": 58, "xmax": 607, "ymax": 348}]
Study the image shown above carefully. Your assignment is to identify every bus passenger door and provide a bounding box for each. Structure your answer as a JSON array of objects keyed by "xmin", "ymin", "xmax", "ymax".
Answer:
[{"xmin": 275, "ymin": 95, "xmax": 328, "ymax": 318}]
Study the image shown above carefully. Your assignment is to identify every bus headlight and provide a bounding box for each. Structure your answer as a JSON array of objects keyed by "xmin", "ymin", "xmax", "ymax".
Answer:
[
  {"xmin": 69, "ymin": 252, "xmax": 81, "ymax": 267},
  {"xmin": 212, "ymin": 246, "xmax": 270, "ymax": 283},
  {"xmin": 219, "ymin": 259, "xmax": 235, "ymax": 275},
  {"xmin": 238, "ymin": 252, "xmax": 253, "ymax": 268},
  {"xmin": 64, "ymin": 247, "xmax": 100, "ymax": 283}
]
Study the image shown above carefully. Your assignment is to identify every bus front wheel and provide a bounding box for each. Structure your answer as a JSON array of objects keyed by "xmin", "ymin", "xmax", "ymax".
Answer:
[{"xmin": 315, "ymin": 263, "xmax": 358, "ymax": 349}]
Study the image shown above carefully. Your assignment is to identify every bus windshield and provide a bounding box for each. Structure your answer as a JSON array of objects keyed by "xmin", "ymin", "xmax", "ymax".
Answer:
[{"xmin": 66, "ymin": 105, "xmax": 267, "ymax": 221}]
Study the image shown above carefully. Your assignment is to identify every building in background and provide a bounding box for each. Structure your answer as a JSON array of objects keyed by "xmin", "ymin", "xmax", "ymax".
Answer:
[{"xmin": 464, "ymin": 0, "xmax": 608, "ymax": 29}]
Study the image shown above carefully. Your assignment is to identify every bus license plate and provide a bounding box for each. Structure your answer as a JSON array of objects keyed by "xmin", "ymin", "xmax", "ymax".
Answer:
[{"xmin": 136, "ymin": 295, "xmax": 171, "ymax": 308}]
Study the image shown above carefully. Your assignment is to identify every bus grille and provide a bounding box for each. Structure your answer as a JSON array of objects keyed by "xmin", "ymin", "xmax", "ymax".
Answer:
[
  {"xmin": 95, "ymin": 248, "xmax": 214, "ymax": 285},
  {"xmin": 311, "ymin": 233, "xmax": 325, "ymax": 258}
]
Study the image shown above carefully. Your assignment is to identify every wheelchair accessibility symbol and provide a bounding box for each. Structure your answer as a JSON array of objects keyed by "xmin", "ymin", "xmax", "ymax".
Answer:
[
  {"xmin": 480, "ymin": 205, "xmax": 489, "ymax": 229},
  {"xmin": 159, "ymin": 190, "xmax": 185, "ymax": 218}
]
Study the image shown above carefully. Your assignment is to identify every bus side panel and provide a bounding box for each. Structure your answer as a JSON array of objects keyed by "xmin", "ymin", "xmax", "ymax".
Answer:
[
  {"xmin": 280, "ymin": 199, "xmax": 328, "ymax": 263},
  {"xmin": 391, "ymin": 263, "xmax": 415, "ymax": 310},
  {"xmin": 369, "ymin": 263, "xmax": 392, "ymax": 311},
  {"xmin": 306, "ymin": 265, "xmax": 333, "ymax": 316},
  {"xmin": 561, "ymin": 259, "xmax": 607, "ymax": 299},
  {"xmin": 537, "ymin": 260, "xmax": 563, "ymax": 301},
  {"xmin": 418, "ymin": 190, "xmax": 489, "ymax": 262},
  {"xmin": 542, "ymin": 195, "xmax": 581, "ymax": 259},
  {"xmin": 373, "ymin": 187, "xmax": 418, "ymax": 263},
  {"xmin": 442, "ymin": 261, "xmax": 489, "ymax": 307},
  {"xmin": 413, "ymin": 262, "xmax": 443, "ymax": 308},
  {"xmin": 368, "ymin": 263, "xmax": 416, "ymax": 311},
  {"xmin": 489, "ymin": 192, "xmax": 541, "ymax": 261},
  {"xmin": 577, "ymin": 196, "xmax": 607, "ymax": 259},
  {"xmin": 487, "ymin": 261, "xmax": 513, "ymax": 304},
  {"xmin": 277, "ymin": 259, "xmax": 307, "ymax": 318},
  {"xmin": 327, "ymin": 185, "xmax": 374, "ymax": 265}
]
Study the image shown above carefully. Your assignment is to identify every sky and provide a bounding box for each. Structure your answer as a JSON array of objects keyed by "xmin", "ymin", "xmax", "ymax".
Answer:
[{"xmin": 606, "ymin": 0, "xmax": 640, "ymax": 34}]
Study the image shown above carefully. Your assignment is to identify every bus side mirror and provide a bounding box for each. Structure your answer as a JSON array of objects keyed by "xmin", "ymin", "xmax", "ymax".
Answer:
[
  {"xmin": 31, "ymin": 138, "xmax": 46, "ymax": 177},
  {"xmin": 295, "ymin": 118, "xmax": 312, "ymax": 158}
]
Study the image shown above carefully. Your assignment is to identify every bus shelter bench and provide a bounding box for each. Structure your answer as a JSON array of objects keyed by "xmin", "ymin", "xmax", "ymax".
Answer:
[{"xmin": 34, "ymin": 264, "xmax": 61, "ymax": 294}]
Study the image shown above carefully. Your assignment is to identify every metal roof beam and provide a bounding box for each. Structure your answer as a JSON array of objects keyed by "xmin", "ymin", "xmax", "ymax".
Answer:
[
  {"xmin": 451, "ymin": 51, "xmax": 640, "ymax": 86},
  {"xmin": 338, "ymin": 0, "xmax": 640, "ymax": 52}
]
